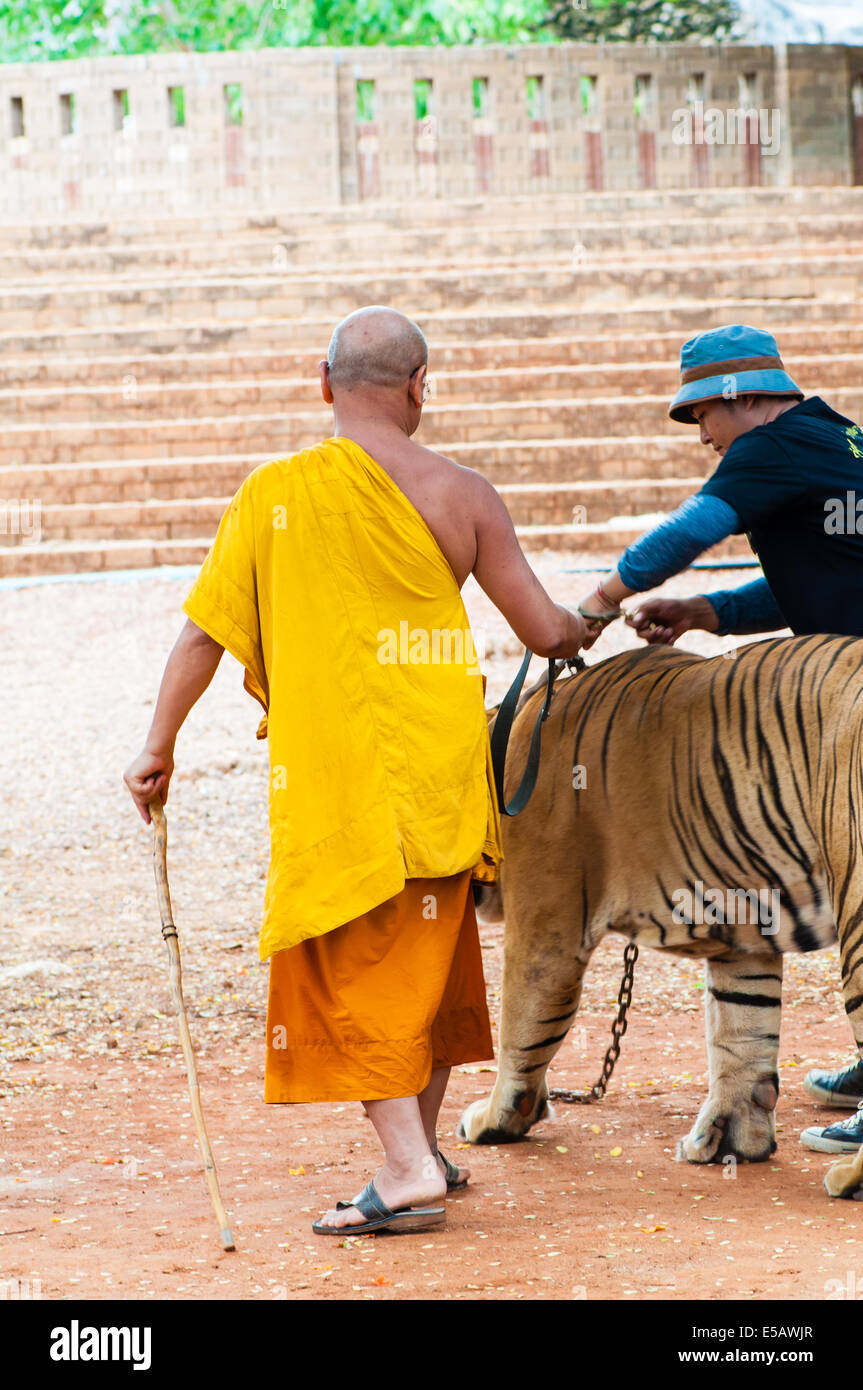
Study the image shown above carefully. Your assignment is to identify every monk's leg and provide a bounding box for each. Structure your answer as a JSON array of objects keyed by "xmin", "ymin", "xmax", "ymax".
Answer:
[
  {"xmin": 418, "ymin": 1065, "xmax": 471, "ymax": 1187},
  {"xmin": 314, "ymin": 1095, "xmax": 447, "ymax": 1230}
]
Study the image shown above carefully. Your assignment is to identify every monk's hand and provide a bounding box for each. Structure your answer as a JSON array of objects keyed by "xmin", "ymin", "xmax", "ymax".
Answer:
[
  {"xmin": 626, "ymin": 596, "xmax": 718, "ymax": 646},
  {"xmin": 124, "ymin": 748, "xmax": 174, "ymax": 824}
]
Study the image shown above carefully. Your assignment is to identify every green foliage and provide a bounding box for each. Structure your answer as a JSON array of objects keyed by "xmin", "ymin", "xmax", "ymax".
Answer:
[
  {"xmin": 536, "ymin": 0, "xmax": 746, "ymax": 44},
  {"xmin": 0, "ymin": 0, "xmax": 747, "ymax": 62},
  {"xmin": 0, "ymin": 0, "xmax": 550, "ymax": 62}
]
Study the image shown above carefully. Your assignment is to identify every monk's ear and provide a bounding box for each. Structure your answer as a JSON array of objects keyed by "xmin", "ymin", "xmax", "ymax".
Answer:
[
  {"xmin": 408, "ymin": 364, "xmax": 426, "ymax": 409},
  {"xmin": 319, "ymin": 360, "xmax": 334, "ymax": 405}
]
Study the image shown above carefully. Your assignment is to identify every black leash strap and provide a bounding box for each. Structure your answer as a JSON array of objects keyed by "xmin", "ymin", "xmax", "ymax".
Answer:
[{"xmin": 490, "ymin": 652, "xmax": 557, "ymax": 818}]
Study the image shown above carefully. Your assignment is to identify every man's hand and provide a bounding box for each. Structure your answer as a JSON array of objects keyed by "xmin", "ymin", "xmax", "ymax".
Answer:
[
  {"xmin": 124, "ymin": 748, "xmax": 174, "ymax": 824},
  {"xmin": 627, "ymin": 595, "xmax": 719, "ymax": 646}
]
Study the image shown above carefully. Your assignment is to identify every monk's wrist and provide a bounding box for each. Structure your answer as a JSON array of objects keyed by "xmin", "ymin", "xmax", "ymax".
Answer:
[{"xmin": 144, "ymin": 726, "xmax": 177, "ymax": 758}]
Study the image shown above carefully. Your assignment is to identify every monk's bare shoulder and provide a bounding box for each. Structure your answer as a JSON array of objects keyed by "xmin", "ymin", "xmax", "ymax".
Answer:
[{"xmin": 407, "ymin": 441, "xmax": 500, "ymax": 510}]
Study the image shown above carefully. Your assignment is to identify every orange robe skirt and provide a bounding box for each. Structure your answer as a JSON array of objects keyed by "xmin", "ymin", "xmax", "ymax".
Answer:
[{"xmin": 264, "ymin": 869, "xmax": 494, "ymax": 1103}]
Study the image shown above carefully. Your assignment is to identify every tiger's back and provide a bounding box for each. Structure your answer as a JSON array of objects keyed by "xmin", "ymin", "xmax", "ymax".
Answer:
[{"xmin": 550, "ymin": 634, "xmax": 863, "ymax": 960}]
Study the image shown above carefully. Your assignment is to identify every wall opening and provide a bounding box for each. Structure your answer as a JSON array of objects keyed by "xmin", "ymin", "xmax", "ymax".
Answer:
[
  {"xmin": 10, "ymin": 96, "xmax": 25, "ymax": 139},
  {"xmin": 112, "ymin": 88, "xmax": 130, "ymax": 133},
  {"xmin": 852, "ymin": 76, "xmax": 863, "ymax": 185},
  {"xmin": 356, "ymin": 80, "xmax": 375, "ymax": 124},
  {"xmin": 472, "ymin": 77, "xmax": 490, "ymax": 119},
  {"xmin": 580, "ymin": 75, "xmax": 603, "ymax": 192},
  {"xmin": 526, "ymin": 75, "xmax": 550, "ymax": 183},
  {"xmin": 355, "ymin": 80, "xmax": 380, "ymax": 199},
  {"xmin": 472, "ymin": 77, "xmax": 493, "ymax": 193},
  {"xmin": 60, "ymin": 92, "xmax": 76, "ymax": 136},
  {"xmin": 687, "ymin": 73, "xmax": 710, "ymax": 187},
  {"xmin": 168, "ymin": 87, "xmax": 186, "ymax": 128},
  {"xmin": 413, "ymin": 79, "xmax": 438, "ymax": 196},
  {"xmin": 739, "ymin": 72, "xmax": 762, "ymax": 186},
  {"xmin": 224, "ymin": 84, "xmax": 244, "ymax": 126},
  {"xmin": 223, "ymin": 84, "xmax": 245, "ymax": 187},
  {"xmin": 526, "ymin": 74, "xmax": 545, "ymax": 121},
  {"xmin": 634, "ymin": 73, "xmax": 656, "ymax": 189}
]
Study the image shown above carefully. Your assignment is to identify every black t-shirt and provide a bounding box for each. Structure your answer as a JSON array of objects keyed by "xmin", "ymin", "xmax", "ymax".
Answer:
[{"xmin": 699, "ymin": 396, "xmax": 863, "ymax": 635}]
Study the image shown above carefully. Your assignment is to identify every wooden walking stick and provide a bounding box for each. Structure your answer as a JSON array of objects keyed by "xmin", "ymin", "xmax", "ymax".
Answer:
[{"xmin": 148, "ymin": 797, "xmax": 236, "ymax": 1252}]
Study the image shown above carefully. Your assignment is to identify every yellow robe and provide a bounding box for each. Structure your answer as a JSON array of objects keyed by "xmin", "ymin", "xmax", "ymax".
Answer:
[{"xmin": 182, "ymin": 436, "xmax": 502, "ymax": 963}]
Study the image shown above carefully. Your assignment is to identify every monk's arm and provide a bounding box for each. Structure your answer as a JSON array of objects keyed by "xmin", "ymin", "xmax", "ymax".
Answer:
[
  {"xmin": 124, "ymin": 619, "xmax": 225, "ymax": 823},
  {"xmin": 471, "ymin": 478, "xmax": 586, "ymax": 658}
]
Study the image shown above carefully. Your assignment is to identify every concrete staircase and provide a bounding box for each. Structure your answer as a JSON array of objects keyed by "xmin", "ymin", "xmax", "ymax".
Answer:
[{"xmin": 3, "ymin": 186, "xmax": 862, "ymax": 578}]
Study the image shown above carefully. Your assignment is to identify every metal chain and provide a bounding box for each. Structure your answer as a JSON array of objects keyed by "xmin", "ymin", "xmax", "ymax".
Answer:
[{"xmin": 548, "ymin": 940, "xmax": 639, "ymax": 1104}]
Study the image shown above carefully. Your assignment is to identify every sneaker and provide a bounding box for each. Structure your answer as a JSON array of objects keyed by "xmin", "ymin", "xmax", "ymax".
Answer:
[
  {"xmin": 804, "ymin": 1059, "xmax": 863, "ymax": 1108},
  {"xmin": 801, "ymin": 1108, "xmax": 863, "ymax": 1153}
]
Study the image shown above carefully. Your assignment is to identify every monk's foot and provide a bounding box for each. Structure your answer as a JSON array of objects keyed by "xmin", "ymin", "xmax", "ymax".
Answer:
[
  {"xmin": 314, "ymin": 1161, "xmax": 447, "ymax": 1231},
  {"xmin": 436, "ymin": 1149, "xmax": 470, "ymax": 1188}
]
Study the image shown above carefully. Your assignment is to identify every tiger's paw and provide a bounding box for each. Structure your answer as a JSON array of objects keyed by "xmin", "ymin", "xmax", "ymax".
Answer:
[
  {"xmin": 824, "ymin": 1152, "xmax": 863, "ymax": 1199},
  {"xmin": 457, "ymin": 1090, "xmax": 554, "ymax": 1145},
  {"xmin": 675, "ymin": 1081, "xmax": 778, "ymax": 1165}
]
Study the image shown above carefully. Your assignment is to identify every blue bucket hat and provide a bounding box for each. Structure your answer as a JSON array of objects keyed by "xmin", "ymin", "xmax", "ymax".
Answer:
[{"xmin": 669, "ymin": 325, "xmax": 804, "ymax": 424}]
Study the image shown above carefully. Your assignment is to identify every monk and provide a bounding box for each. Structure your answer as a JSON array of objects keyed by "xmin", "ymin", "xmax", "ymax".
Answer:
[{"xmin": 124, "ymin": 306, "xmax": 586, "ymax": 1235}]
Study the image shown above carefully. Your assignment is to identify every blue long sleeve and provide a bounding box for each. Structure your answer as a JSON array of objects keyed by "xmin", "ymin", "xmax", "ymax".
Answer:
[
  {"xmin": 702, "ymin": 578, "xmax": 787, "ymax": 636},
  {"xmin": 617, "ymin": 493, "xmax": 741, "ymax": 591}
]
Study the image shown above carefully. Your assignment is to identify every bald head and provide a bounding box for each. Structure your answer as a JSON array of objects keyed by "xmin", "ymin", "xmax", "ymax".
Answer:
[{"xmin": 326, "ymin": 306, "xmax": 427, "ymax": 393}]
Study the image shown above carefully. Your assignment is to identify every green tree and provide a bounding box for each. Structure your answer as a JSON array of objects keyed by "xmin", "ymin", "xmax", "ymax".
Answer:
[
  {"xmin": 0, "ymin": 0, "xmax": 549, "ymax": 62},
  {"xmin": 535, "ymin": 0, "xmax": 745, "ymax": 43}
]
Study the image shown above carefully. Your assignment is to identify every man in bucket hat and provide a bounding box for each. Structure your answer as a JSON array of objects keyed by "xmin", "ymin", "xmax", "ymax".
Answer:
[{"xmin": 575, "ymin": 323, "xmax": 863, "ymax": 1153}]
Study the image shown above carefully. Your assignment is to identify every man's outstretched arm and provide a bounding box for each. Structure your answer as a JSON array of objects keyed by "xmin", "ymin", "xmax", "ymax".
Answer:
[
  {"xmin": 124, "ymin": 619, "xmax": 225, "ymax": 823},
  {"xmin": 581, "ymin": 493, "xmax": 741, "ymax": 615}
]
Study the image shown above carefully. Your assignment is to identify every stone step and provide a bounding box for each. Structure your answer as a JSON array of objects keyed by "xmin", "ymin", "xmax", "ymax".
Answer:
[
  {"xmin": 3, "ymin": 352, "xmax": 857, "ymax": 421},
  {"xmin": 0, "ymin": 477, "xmax": 712, "ymax": 546},
  {"xmin": 0, "ymin": 439, "xmax": 703, "ymax": 507},
  {"xmin": 5, "ymin": 390, "xmax": 862, "ymax": 469},
  {"xmin": 5, "ymin": 323, "xmax": 863, "ymax": 389},
  {"xmin": 2, "ymin": 254, "xmax": 862, "ymax": 334},
  {"xmin": 3, "ymin": 185, "xmax": 861, "ymax": 250},
  {"xmin": 0, "ymin": 520, "xmax": 753, "ymax": 579},
  {"xmin": 6, "ymin": 226, "xmax": 863, "ymax": 282},
  {"xmin": 2, "ymin": 298, "xmax": 861, "ymax": 360}
]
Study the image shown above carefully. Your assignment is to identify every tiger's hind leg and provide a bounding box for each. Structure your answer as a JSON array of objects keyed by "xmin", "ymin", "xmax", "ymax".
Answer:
[{"xmin": 677, "ymin": 954, "xmax": 782, "ymax": 1165}]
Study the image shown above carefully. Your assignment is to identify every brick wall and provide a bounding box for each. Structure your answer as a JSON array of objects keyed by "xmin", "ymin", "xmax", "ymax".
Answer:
[{"xmin": 2, "ymin": 41, "xmax": 863, "ymax": 222}]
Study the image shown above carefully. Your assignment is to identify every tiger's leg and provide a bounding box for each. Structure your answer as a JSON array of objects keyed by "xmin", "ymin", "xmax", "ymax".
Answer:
[
  {"xmin": 458, "ymin": 923, "xmax": 594, "ymax": 1144},
  {"xmin": 677, "ymin": 954, "xmax": 782, "ymax": 1164}
]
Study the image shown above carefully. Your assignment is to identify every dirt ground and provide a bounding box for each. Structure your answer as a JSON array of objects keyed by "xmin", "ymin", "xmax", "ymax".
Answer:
[{"xmin": 2, "ymin": 556, "xmax": 861, "ymax": 1302}]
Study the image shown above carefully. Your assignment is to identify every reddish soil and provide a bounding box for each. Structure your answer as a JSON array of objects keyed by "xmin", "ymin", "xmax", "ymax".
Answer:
[{"xmin": 2, "ymin": 930, "xmax": 859, "ymax": 1302}]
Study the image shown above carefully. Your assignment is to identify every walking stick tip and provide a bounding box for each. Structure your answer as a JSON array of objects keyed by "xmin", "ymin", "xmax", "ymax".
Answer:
[{"xmin": 220, "ymin": 1228, "xmax": 237, "ymax": 1252}]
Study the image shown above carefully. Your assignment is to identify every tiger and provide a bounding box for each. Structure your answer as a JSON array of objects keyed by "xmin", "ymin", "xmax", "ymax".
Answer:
[{"xmin": 458, "ymin": 634, "xmax": 863, "ymax": 1199}]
